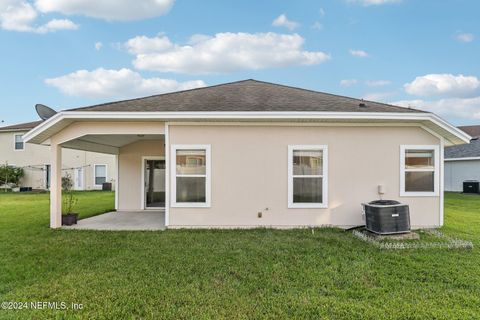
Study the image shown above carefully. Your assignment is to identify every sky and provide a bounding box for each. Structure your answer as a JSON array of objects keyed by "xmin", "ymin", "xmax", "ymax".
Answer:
[{"xmin": 0, "ymin": 0, "xmax": 479, "ymax": 126}]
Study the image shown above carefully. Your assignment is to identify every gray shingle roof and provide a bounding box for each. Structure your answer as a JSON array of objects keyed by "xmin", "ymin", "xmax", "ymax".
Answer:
[
  {"xmin": 458, "ymin": 125, "xmax": 480, "ymax": 138},
  {"xmin": 445, "ymin": 138, "xmax": 480, "ymax": 159},
  {"xmin": 69, "ymin": 79, "xmax": 426, "ymax": 113},
  {"xmin": 0, "ymin": 120, "xmax": 42, "ymax": 132}
]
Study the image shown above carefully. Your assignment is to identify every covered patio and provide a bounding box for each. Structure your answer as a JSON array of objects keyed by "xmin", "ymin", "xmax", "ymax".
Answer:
[
  {"xmin": 64, "ymin": 211, "xmax": 166, "ymax": 231},
  {"xmin": 30, "ymin": 120, "xmax": 168, "ymax": 228}
]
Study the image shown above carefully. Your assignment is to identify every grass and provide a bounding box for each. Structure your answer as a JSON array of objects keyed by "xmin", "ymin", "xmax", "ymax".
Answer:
[{"xmin": 0, "ymin": 191, "xmax": 479, "ymax": 319}]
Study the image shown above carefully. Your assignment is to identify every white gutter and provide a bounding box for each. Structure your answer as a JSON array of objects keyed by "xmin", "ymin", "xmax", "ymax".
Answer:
[
  {"xmin": 23, "ymin": 111, "xmax": 471, "ymax": 145},
  {"xmin": 445, "ymin": 157, "xmax": 480, "ymax": 162}
]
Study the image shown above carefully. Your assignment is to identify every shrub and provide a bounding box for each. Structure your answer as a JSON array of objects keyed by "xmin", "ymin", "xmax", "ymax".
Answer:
[{"xmin": 0, "ymin": 165, "xmax": 24, "ymax": 186}]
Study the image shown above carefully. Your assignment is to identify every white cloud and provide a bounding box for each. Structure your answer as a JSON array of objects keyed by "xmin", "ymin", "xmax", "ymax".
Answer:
[
  {"xmin": 272, "ymin": 14, "xmax": 299, "ymax": 30},
  {"xmin": 319, "ymin": 8, "xmax": 325, "ymax": 17},
  {"xmin": 363, "ymin": 92, "xmax": 394, "ymax": 101},
  {"xmin": 340, "ymin": 79, "xmax": 357, "ymax": 87},
  {"xmin": 347, "ymin": 0, "xmax": 401, "ymax": 6},
  {"xmin": 94, "ymin": 41, "xmax": 103, "ymax": 50},
  {"xmin": 45, "ymin": 68, "xmax": 206, "ymax": 99},
  {"xmin": 36, "ymin": 18, "xmax": 78, "ymax": 33},
  {"xmin": 404, "ymin": 74, "xmax": 480, "ymax": 98},
  {"xmin": 349, "ymin": 49, "xmax": 369, "ymax": 58},
  {"xmin": 126, "ymin": 32, "xmax": 330, "ymax": 74},
  {"xmin": 456, "ymin": 32, "xmax": 474, "ymax": 43},
  {"xmin": 366, "ymin": 80, "xmax": 391, "ymax": 87},
  {"xmin": 311, "ymin": 21, "xmax": 323, "ymax": 30},
  {"xmin": 0, "ymin": 0, "xmax": 78, "ymax": 33},
  {"xmin": 34, "ymin": 0, "xmax": 174, "ymax": 21},
  {"xmin": 125, "ymin": 34, "xmax": 173, "ymax": 54},
  {"xmin": 0, "ymin": 0, "xmax": 37, "ymax": 31},
  {"xmin": 393, "ymin": 97, "xmax": 480, "ymax": 120}
]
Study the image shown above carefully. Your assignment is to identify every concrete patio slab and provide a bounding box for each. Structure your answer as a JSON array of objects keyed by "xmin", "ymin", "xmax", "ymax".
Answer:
[{"xmin": 64, "ymin": 211, "xmax": 166, "ymax": 231}]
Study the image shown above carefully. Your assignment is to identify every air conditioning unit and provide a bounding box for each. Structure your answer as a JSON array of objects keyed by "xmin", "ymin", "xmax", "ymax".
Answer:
[
  {"xmin": 463, "ymin": 180, "xmax": 479, "ymax": 194},
  {"xmin": 362, "ymin": 200, "xmax": 410, "ymax": 235}
]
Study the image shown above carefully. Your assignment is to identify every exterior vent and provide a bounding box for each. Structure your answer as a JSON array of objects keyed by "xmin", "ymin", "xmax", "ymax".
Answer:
[{"xmin": 362, "ymin": 200, "xmax": 410, "ymax": 234}]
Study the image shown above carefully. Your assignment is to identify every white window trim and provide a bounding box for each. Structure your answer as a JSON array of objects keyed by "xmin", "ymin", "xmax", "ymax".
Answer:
[
  {"xmin": 93, "ymin": 164, "xmax": 108, "ymax": 187},
  {"xmin": 13, "ymin": 134, "xmax": 24, "ymax": 151},
  {"xmin": 288, "ymin": 145, "xmax": 328, "ymax": 209},
  {"xmin": 171, "ymin": 144, "xmax": 211, "ymax": 208},
  {"xmin": 400, "ymin": 145, "xmax": 440, "ymax": 197}
]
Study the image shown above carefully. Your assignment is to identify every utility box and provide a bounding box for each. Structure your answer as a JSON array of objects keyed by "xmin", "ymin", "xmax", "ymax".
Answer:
[
  {"xmin": 463, "ymin": 180, "xmax": 480, "ymax": 194},
  {"xmin": 102, "ymin": 182, "xmax": 112, "ymax": 191}
]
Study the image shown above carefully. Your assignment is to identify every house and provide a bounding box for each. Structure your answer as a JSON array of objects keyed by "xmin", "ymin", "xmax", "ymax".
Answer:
[
  {"xmin": 0, "ymin": 120, "xmax": 116, "ymax": 190},
  {"xmin": 445, "ymin": 125, "xmax": 480, "ymax": 192},
  {"xmin": 22, "ymin": 80, "xmax": 470, "ymax": 229}
]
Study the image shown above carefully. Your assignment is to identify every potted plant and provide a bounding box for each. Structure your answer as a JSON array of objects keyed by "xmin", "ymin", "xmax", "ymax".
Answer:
[{"xmin": 62, "ymin": 174, "xmax": 79, "ymax": 226}]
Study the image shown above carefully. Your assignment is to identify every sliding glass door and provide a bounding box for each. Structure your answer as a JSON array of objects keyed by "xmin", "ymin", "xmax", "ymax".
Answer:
[{"xmin": 144, "ymin": 159, "xmax": 166, "ymax": 208}]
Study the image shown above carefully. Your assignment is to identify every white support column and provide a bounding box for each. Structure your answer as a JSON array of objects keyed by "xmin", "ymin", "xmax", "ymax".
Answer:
[
  {"xmin": 115, "ymin": 154, "xmax": 119, "ymax": 211},
  {"xmin": 165, "ymin": 123, "xmax": 170, "ymax": 227},
  {"xmin": 50, "ymin": 143, "xmax": 62, "ymax": 228},
  {"xmin": 440, "ymin": 137, "xmax": 445, "ymax": 226}
]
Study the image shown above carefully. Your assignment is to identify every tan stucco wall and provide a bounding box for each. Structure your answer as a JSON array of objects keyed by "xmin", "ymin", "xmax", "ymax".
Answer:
[
  {"xmin": 0, "ymin": 130, "xmax": 116, "ymax": 190},
  {"xmin": 118, "ymin": 139, "xmax": 164, "ymax": 211},
  {"xmin": 168, "ymin": 124, "xmax": 441, "ymax": 228}
]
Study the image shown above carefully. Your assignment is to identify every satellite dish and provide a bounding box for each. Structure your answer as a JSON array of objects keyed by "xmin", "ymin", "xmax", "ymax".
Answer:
[{"xmin": 35, "ymin": 104, "xmax": 57, "ymax": 120}]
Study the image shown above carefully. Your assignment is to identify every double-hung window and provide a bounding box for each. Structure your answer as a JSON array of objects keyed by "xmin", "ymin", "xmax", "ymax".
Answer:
[
  {"xmin": 94, "ymin": 164, "xmax": 107, "ymax": 186},
  {"xmin": 400, "ymin": 145, "xmax": 439, "ymax": 196},
  {"xmin": 288, "ymin": 145, "xmax": 328, "ymax": 208},
  {"xmin": 172, "ymin": 145, "xmax": 211, "ymax": 207},
  {"xmin": 14, "ymin": 134, "xmax": 24, "ymax": 151}
]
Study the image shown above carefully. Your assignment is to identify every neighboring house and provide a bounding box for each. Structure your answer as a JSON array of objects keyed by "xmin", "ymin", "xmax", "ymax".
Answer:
[
  {"xmin": 445, "ymin": 125, "xmax": 480, "ymax": 192},
  {"xmin": 23, "ymin": 80, "xmax": 470, "ymax": 229},
  {"xmin": 0, "ymin": 121, "xmax": 116, "ymax": 190}
]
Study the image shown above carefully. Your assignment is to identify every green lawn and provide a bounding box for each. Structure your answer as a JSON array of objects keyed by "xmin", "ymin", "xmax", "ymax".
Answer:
[{"xmin": 0, "ymin": 192, "xmax": 479, "ymax": 319}]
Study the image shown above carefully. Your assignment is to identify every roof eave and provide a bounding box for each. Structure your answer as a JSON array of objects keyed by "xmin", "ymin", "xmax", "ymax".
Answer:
[
  {"xmin": 0, "ymin": 128, "xmax": 32, "ymax": 133},
  {"xmin": 23, "ymin": 110, "xmax": 471, "ymax": 146}
]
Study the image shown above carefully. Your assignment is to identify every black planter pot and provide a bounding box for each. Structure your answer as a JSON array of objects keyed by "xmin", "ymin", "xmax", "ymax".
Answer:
[{"xmin": 62, "ymin": 213, "xmax": 79, "ymax": 226}]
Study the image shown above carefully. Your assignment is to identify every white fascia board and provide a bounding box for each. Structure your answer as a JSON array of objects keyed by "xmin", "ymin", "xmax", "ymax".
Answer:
[
  {"xmin": 427, "ymin": 114, "xmax": 471, "ymax": 144},
  {"xmin": 23, "ymin": 110, "xmax": 470, "ymax": 145},
  {"xmin": 23, "ymin": 112, "xmax": 64, "ymax": 143}
]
